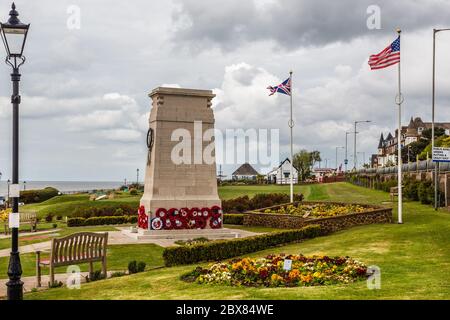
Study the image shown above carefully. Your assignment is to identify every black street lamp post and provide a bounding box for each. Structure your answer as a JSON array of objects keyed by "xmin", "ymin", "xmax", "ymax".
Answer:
[
  {"xmin": 1, "ymin": 2, "xmax": 30, "ymax": 300},
  {"xmin": 7, "ymin": 179, "xmax": 11, "ymax": 207}
]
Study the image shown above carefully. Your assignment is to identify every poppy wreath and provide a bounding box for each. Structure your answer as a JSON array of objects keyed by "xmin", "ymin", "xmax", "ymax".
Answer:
[
  {"xmin": 200, "ymin": 207, "xmax": 211, "ymax": 219},
  {"xmin": 210, "ymin": 205, "xmax": 223, "ymax": 219},
  {"xmin": 190, "ymin": 207, "xmax": 200, "ymax": 219},
  {"xmin": 156, "ymin": 208, "xmax": 168, "ymax": 219},
  {"xmin": 195, "ymin": 217, "xmax": 207, "ymax": 229},
  {"xmin": 168, "ymin": 208, "xmax": 180, "ymax": 219},
  {"xmin": 146, "ymin": 206, "xmax": 223, "ymax": 230},
  {"xmin": 151, "ymin": 217, "xmax": 163, "ymax": 230},
  {"xmin": 164, "ymin": 218, "xmax": 174, "ymax": 230},
  {"xmin": 180, "ymin": 207, "xmax": 190, "ymax": 219},
  {"xmin": 138, "ymin": 205, "xmax": 148, "ymax": 229},
  {"xmin": 209, "ymin": 216, "xmax": 222, "ymax": 229}
]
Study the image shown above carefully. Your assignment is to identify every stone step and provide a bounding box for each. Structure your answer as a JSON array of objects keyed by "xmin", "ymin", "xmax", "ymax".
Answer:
[{"xmin": 121, "ymin": 228, "xmax": 241, "ymax": 240}]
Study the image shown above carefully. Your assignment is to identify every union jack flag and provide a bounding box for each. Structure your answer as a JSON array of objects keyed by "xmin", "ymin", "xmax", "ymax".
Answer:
[
  {"xmin": 368, "ymin": 36, "xmax": 400, "ymax": 70},
  {"xmin": 267, "ymin": 77, "xmax": 291, "ymax": 96}
]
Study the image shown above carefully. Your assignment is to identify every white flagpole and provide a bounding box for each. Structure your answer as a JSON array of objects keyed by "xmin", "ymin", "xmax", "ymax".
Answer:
[
  {"xmin": 289, "ymin": 71, "xmax": 294, "ymax": 203},
  {"xmin": 396, "ymin": 29, "xmax": 403, "ymax": 224}
]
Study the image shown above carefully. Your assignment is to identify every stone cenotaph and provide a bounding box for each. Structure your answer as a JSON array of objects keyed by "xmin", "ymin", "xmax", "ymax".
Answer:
[{"xmin": 138, "ymin": 87, "xmax": 222, "ymax": 230}]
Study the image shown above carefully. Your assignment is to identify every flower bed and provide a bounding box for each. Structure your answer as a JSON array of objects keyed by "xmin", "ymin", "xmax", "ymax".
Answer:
[
  {"xmin": 182, "ymin": 254, "xmax": 368, "ymax": 287},
  {"xmin": 244, "ymin": 201, "xmax": 392, "ymax": 232},
  {"xmin": 263, "ymin": 203, "xmax": 366, "ymax": 218}
]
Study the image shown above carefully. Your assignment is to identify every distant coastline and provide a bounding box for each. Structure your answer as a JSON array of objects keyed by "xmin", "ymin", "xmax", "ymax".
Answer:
[{"xmin": 0, "ymin": 181, "xmax": 123, "ymax": 197}]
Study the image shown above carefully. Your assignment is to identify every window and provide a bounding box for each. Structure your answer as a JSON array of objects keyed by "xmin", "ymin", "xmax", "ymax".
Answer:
[{"xmin": 283, "ymin": 172, "xmax": 290, "ymax": 178}]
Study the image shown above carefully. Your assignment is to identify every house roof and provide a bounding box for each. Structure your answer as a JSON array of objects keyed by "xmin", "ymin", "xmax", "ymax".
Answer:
[
  {"xmin": 232, "ymin": 163, "xmax": 259, "ymax": 176},
  {"xmin": 267, "ymin": 158, "xmax": 299, "ymax": 175}
]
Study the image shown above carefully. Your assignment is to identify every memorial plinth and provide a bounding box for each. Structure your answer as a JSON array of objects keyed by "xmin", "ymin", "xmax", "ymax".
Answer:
[{"xmin": 139, "ymin": 87, "xmax": 222, "ymax": 230}]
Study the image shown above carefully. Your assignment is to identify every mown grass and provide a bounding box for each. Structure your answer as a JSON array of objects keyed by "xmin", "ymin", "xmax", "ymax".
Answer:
[
  {"xmin": 0, "ymin": 244, "xmax": 164, "ymax": 280},
  {"xmin": 22, "ymin": 193, "xmax": 140, "ymax": 219},
  {"xmin": 24, "ymin": 182, "xmax": 450, "ymax": 300},
  {"xmin": 0, "ymin": 225, "xmax": 123, "ymax": 251}
]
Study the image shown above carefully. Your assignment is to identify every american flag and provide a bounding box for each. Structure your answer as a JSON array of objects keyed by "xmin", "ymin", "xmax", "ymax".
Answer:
[
  {"xmin": 267, "ymin": 77, "xmax": 291, "ymax": 96},
  {"xmin": 368, "ymin": 36, "xmax": 400, "ymax": 70}
]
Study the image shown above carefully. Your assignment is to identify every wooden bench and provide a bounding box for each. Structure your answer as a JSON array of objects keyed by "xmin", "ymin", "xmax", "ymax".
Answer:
[
  {"xmin": 3, "ymin": 211, "xmax": 37, "ymax": 235},
  {"xmin": 36, "ymin": 232, "xmax": 108, "ymax": 287}
]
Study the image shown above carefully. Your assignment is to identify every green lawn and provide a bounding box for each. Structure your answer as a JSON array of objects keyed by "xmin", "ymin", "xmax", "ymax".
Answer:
[
  {"xmin": 0, "ymin": 224, "xmax": 128, "ymax": 251},
  {"xmin": 22, "ymin": 192, "xmax": 141, "ymax": 219},
  {"xmin": 24, "ymin": 182, "xmax": 450, "ymax": 300},
  {"xmin": 0, "ymin": 243, "xmax": 164, "ymax": 281}
]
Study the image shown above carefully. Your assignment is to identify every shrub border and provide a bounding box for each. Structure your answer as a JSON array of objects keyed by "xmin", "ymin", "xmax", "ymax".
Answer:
[{"xmin": 162, "ymin": 224, "xmax": 323, "ymax": 266}]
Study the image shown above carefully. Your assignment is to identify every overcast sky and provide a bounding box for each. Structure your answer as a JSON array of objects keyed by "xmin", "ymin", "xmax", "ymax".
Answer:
[{"xmin": 1, "ymin": 0, "xmax": 450, "ymax": 181}]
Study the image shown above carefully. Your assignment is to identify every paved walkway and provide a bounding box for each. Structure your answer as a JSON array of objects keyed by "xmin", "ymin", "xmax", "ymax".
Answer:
[
  {"xmin": 0, "ymin": 227, "xmax": 260, "ymax": 257},
  {"xmin": 0, "ymin": 226, "xmax": 261, "ymax": 298},
  {"xmin": 0, "ymin": 271, "xmax": 116, "ymax": 299},
  {"xmin": 0, "ymin": 228, "xmax": 62, "ymax": 240}
]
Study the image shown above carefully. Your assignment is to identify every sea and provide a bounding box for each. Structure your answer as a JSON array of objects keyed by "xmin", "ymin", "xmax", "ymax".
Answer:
[{"xmin": 0, "ymin": 181, "xmax": 123, "ymax": 197}]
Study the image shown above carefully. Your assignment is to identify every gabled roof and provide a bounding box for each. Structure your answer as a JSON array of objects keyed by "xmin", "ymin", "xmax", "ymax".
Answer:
[
  {"xmin": 386, "ymin": 132, "xmax": 394, "ymax": 140},
  {"xmin": 232, "ymin": 163, "xmax": 259, "ymax": 176},
  {"xmin": 268, "ymin": 158, "xmax": 299, "ymax": 173}
]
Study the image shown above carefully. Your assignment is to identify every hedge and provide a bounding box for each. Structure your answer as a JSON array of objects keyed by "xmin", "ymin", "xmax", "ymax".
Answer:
[
  {"xmin": 223, "ymin": 214, "xmax": 244, "ymax": 225},
  {"xmin": 222, "ymin": 193, "xmax": 304, "ymax": 213},
  {"xmin": 67, "ymin": 215, "xmax": 137, "ymax": 227},
  {"xmin": 71, "ymin": 204, "xmax": 137, "ymax": 218},
  {"xmin": 162, "ymin": 224, "xmax": 323, "ymax": 266},
  {"xmin": 20, "ymin": 187, "xmax": 59, "ymax": 204}
]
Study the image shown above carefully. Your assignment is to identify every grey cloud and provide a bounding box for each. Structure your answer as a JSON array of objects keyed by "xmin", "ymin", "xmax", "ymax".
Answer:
[{"xmin": 172, "ymin": 0, "xmax": 450, "ymax": 51}]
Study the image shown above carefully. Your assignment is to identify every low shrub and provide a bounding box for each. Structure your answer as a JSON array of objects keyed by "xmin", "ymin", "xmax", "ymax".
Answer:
[
  {"xmin": 129, "ymin": 189, "xmax": 138, "ymax": 196},
  {"xmin": 110, "ymin": 271, "xmax": 126, "ymax": 278},
  {"xmin": 223, "ymin": 214, "xmax": 244, "ymax": 225},
  {"xmin": 67, "ymin": 215, "xmax": 137, "ymax": 227},
  {"xmin": 20, "ymin": 187, "xmax": 59, "ymax": 204},
  {"xmin": 56, "ymin": 215, "xmax": 63, "ymax": 221},
  {"xmin": 45, "ymin": 213, "xmax": 54, "ymax": 223},
  {"xmin": 222, "ymin": 193, "xmax": 304, "ymax": 213},
  {"xmin": 163, "ymin": 225, "xmax": 323, "ymax": 266},
  {"xmin": 128, "ymin": 260, "xmax": 146, "ymax": 274},
  {"xmin": 86, "ymin": 270, "xmax": 105, "ymax": 282},
  {"xmin": 72, "ymin": 204, "xmax": 137, "ymax": 218},
  {"xmin": 52, "ymin": 223, "xmax": 58, "ymax": 229}
]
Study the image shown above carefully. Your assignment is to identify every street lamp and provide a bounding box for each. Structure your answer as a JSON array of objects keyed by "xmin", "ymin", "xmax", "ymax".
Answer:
[
  {"xmin": 432, "ymin": 28, "xmax": 450, "ymax": 210},
  {"xmin": 354, "ymin": 120, "xmax": 371, "ymax": 170},
  {"xmin": 345, "ymin": 131, "xmax": 354, "ymax": 172},
  {"xmin": 7, "ymin": 179, "xmax": 10, "ymax": 207},
  {"xmin": 136, "ymin": 168, "xmax": 140, "ymax": 186},
  {"xmin": 335, "ymin": 146, "xmax": 344, "ymax": 170},
  {"xmin": 1, "ymin": 2, "xmax": 30, "ymax": 300},
  {"xmin": 23, "ymin": 180, "xmax": 26, "ymax": 190}
]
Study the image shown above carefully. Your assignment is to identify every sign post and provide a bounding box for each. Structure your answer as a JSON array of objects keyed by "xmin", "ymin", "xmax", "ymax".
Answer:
[
  {"xmin": 432, "ymin": 147, "xmax": 450, "ymax": 209},
  {"xmin": 432, "ymin": 147, "xmax": 450, "ymax": 162}
]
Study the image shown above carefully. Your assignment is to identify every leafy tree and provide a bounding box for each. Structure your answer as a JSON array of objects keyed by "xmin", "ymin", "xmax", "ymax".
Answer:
[
  {"xmin": 310, "ymin": 151, "xmax": 321, "ymax": 167},
  {"xmin": 293, "ymin": 150, "xmax": 321, "ymax": 181}
]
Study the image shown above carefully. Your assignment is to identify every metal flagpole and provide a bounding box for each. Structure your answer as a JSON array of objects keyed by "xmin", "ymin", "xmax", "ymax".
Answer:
[
  {"xmin": 289, "ymin": 71, "xmax": 294, "ymax": 203},
  {"xmin": 396, "ymin": 29, "xmax": 403, "ymax": 224}
]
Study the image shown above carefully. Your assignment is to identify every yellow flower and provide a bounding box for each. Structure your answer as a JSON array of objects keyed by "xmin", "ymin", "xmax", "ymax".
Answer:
[
  {"xmin": 288, "ymin": 269, "xmax": 300, "ymax": 279},
  {"xmin": 271, "ymin": 274, "xmax": 283, "ymax": 282}
]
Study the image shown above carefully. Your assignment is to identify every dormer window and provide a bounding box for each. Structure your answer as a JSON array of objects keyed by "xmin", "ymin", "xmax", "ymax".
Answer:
[{"xmin": 418, "ymin": 127, "xmax": 424, "ymax": 134}]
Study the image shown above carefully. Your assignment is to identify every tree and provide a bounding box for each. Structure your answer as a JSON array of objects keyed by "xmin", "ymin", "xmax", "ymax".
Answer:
[
  {"xmin": 310, "ymin": 151, "xmax": 321, "ymax": 168},
  {"xmin": 293, "ymin": 150, "xmax": 321, "ymax": 181}
]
